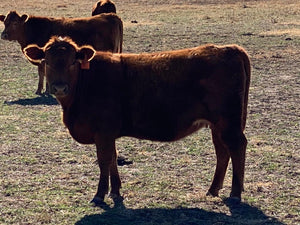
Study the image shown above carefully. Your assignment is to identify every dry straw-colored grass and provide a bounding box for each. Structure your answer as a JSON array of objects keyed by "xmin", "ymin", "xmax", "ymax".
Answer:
[{"xmin": 0, "ymin": 0, "xmax": 299, "ymax": 224}]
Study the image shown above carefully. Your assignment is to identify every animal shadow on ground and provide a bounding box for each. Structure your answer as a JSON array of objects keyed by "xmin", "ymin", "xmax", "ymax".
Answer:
[
  {"xmin": 4, "ymin": 95, "xmax": 58, "ymax": 106},
  {"xmin": 75, "ymin": 198, "xmax": 284, "ymax": 225}
]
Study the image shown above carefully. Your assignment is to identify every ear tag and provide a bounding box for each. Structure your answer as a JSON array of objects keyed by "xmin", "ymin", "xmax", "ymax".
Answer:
[{"xmin": 81, "ymin": 56, "xmax": 90, "ymax": 70}]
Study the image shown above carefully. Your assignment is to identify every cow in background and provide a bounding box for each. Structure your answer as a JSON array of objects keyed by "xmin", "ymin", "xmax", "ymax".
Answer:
[
  {"xmin": 0, "ymin": 11, "xmax": 123, "ymax": 94},
  {"xmin": 24, "ymin": 36, "xmax": 251, "ymax": 205},
  {"xmin": 92, "ymin": 0, "xmax": 117, "ymax": 16}
]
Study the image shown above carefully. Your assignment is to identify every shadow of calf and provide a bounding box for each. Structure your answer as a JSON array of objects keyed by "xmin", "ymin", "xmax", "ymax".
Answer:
[
  {"xmin": 4, "ymin": 95, "xmax": 58, "ymax": 106},
  {"xmin": 75, "ymin": 200, "xmax": 284, "ymax": 225}
]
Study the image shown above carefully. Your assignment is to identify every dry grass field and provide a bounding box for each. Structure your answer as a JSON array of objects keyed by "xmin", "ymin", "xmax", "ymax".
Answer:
[{"xmin": 0, "ymin": 0, "xmax": 299, "ymax": 224}]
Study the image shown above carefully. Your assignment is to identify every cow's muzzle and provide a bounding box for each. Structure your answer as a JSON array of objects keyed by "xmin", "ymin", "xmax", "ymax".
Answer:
[
  {"xmin": 51, "ymin": 83, "xmax": 69, "ymax": 97},
  {"xmin": 1, "ymin": 32, "xmax": 8, "ymax": 40}
]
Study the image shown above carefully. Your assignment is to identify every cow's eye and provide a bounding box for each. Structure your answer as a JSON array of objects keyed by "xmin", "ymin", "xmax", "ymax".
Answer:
[{"xmin": 70, "ymin": 60, "xmax": 78, "ymax": 66}]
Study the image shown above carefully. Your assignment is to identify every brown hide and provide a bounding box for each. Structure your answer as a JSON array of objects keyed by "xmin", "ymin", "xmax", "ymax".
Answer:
[
  {"xmin": 24, "ymin": 37, "xmax": 250, "ymax": 204},
  {"xmin": 0, "ymin": 11, "xmax": 123, "ymax": 94}
]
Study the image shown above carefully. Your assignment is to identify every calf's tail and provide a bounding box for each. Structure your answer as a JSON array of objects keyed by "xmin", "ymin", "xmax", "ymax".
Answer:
[
  {"xmin": 118, "ymin": 20, "xmax": 123, "ymax": 53},
  {"xmin": 241, "ymin": 49, "xmax": 251, "ymax": 131}
]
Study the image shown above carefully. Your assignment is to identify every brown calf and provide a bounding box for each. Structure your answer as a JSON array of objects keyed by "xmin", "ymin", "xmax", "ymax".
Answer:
[
  {"xmin": 24, "ymin": 36, "xmax": 251, "ymax": 205},
  {"xmin": 92, "ymin": 0, "xmax": 117, "ymax": 16},
  {"xmin": 0, "ymin": 11, "xmax": 123, "ymax": 94}
]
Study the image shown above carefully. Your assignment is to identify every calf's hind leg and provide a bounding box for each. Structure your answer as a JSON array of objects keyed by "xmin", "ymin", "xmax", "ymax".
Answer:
[
  {"xmin": 36, "ymin": 63, "xmax": 44, "ymax": 95},
  {"xmin": 216, "ymin": 123, "xmax": 247, "ymax": 201},
  {"xmin": 207, "ymin": 128, "xmax": 230, "ymax": 197},
  {"xmin": 224, "ymin": 129, "xmax": 247, "ymax": 199}
]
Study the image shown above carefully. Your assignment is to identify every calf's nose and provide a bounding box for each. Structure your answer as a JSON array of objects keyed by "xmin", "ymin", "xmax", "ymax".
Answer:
[
  {"xmin": 1, "ymin": 32, "xmax": 8, "ymax": 40},
  {"xmin": 51, "ymin": 84, "xmax": 69, "ymax": 96}
]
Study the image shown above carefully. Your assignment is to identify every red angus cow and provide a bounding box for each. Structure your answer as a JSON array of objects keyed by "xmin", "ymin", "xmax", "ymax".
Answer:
[
  {"xmin": 92, "ymin": 0, "xmax": 117, "ymax": 16},
  {"xmin": 24, "ymin": 36, "xmax": 251, "ymax": 205},
  {"xmin": 0, "ymin": 11, "xmax": 123, "ymax": 94}
]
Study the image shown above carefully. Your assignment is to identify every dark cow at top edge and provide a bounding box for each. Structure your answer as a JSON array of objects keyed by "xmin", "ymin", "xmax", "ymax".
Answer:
[
  {"xmin": 24, "ymin": 36, "xmax": 251, "ymax": 205},
  {"xmin": 92, "ymin": 0, "xmax": 117, "ymax": 16},
  {"xmin": 0, "ymin": 11, "xmax": 123, "ymax": 94}
]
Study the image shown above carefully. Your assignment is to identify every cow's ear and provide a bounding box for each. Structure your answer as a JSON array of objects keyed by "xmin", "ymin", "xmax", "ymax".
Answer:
[
  {"xmin": 76, "ymin": 46, "xmax": 96, "ymax": 69},
  {"xmin": 0, "ymin": 15, "xmax": 5, "ymax": 22},
  {"xmin": 23, "ymin": 45, "xmax": 45, "ymax": 63},
  {"xmin": 21, "ymin": 14, "xmax": 29, "ymax": 23},
  {"xmin": 77, "ymin": 46, "xmax": 96, "ymax": 62}
]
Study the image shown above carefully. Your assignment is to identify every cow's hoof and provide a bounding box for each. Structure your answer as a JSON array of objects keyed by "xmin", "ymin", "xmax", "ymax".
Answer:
[
  {"xmin": 224, "ymin": 196, "xmax": 241, "ymax": 205},
  {"xmin": 206, "ymin": 189, "xmax": 219, "ymax": 197},
  {"xmin": 90, "ymin": 196, "xmax": 105, "ymax": 207},
  {"xmin": 35, "ymin": 90, "xmax": 42, "ymax": 95},
  {"xmin": 229, "ymin": 192, "xmax": 242, "ymax": 202},
  {"xmin": 43, "ymin": 91, "xmax": 50, "ymax": 96},
  {"xmin": 109, "ymin": 193, "xmax": 124, "ymax": 202}
]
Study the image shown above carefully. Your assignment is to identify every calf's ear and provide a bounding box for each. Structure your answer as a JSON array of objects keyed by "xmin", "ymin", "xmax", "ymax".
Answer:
[
  {"xmin": 76, "ymin": 46, "xmax": 96, "ymax": 69},
  {"xmin": 23, "ymin": 45, "xmax": 45, "ymax": 63},
  {"xmin": 77, "ymin": 46, "xmax": 96, "ymax": 62},
  {"xmin": 0, "ymin": 15, "xmax": 5, "ymax": 22},
  {"xmin": 21, "ymin": 14, "xmax": 29, "ymax": 23}
]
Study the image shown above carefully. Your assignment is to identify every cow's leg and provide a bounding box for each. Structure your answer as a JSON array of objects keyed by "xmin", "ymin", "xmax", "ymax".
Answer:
[
  {"xmin": 207, "ymin": 128, "xmax": 230, "ymax": 197},
  {"xmin": 109, "ymin": 148, "xmax": 122, "ymax": 201},
  {"xmin": 218, "ymin": 121, "xmax": 247, "ymax": 201},
  {"xmin": 36, "ymin": 64, "xmax": 44, "ymax": 95},
  {"xmin": 45, "ymin": 82, "xmax": 50, "ymax": 95},
  {"xmin": 92, "ymin": 136, "xmax": 118, "ymax": 205},
  {"xmin": 226, "ymin": 130, "xmax": 247, "ymax": 200}
]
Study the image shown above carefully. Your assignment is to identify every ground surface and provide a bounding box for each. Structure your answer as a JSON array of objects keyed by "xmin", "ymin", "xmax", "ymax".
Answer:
[{"xmin": 0, "ymin": 0, "xmax": 299, "ymax": 224}]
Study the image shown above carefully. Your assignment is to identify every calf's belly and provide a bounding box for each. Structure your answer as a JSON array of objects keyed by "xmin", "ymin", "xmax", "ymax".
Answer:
[{"xmin": 128, "ymin": 118, "xmax": 211, "ymax": 142}]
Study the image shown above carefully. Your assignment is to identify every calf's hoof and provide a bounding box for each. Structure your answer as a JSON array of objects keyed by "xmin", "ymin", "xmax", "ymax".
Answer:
[
  {"xmin": 206, "ymin": 189, "xmax": 219, "ymax": 197},
  {"xmin": 224, "ymin": 196, "xmax": 241, "ymax": 205},
  {"xmin": 109, "ymin": 193, "xmax": 124, "ymax": 203},
  {"xmin": 90, "ymin": 196, "xmax": 105, "ymax": 207},
  {"xmin": 229, "ymin": 192, "xmax": 242, "ymax": 203},
  {"xmin": 43, "ymin": 90, "xmax": 50, "ymax": 96},
  {"xmin": 35, "ymin": 90, "xmax": 42, "ymax": 95}
]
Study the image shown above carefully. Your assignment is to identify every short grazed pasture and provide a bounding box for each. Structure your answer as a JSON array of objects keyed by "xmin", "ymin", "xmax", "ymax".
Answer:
[{"xmin": 0, "ymin": 0, "xmax": 299, "ymax": 224}]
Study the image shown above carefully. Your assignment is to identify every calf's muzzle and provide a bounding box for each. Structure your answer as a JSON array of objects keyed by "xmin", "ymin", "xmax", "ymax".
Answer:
[
  {"xmin": 1, "ymin": 32, "xmax": 8, "ymax": 40},
  {"xmin": 51, "ymin": 83, "xmax": 69, "ymax": 97}
]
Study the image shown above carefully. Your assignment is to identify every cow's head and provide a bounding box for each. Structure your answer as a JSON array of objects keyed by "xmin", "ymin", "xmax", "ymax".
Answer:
[
  {"xmin": 24, "ymin": 36, "xmax": 96, "ymax": 98},
  {"xmin": 92, "ymin": 0, "xmax": 116, "ymax": 16},
  {"xmin": 0, "ymin": 11, "xmax": 28, "ymax": 41}
]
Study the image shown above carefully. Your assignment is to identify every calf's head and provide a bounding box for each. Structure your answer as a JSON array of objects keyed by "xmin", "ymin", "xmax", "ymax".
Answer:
[
  {"xmin": 0, "ymin": 11, "xmax": 28, "ymax": 41},
  {"xmin": 24, "ymin": 36, "xmax": 96, "ymax": 98},
  {"xmin": 92, "ymin": 0, "xmax": 117, "ymax": 16}
]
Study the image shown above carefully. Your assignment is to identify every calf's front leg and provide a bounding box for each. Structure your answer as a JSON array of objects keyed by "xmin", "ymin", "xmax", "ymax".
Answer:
[
  {"xmin": 91, "ymin": 136, "xmax": 121, "ymax": 205},
  {"xmin": 109, "ymin": 148, "xmax": 122, "ymax": 201}
]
